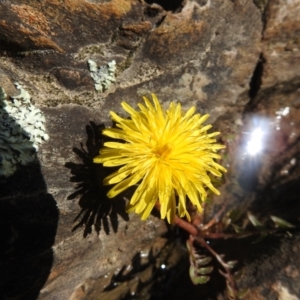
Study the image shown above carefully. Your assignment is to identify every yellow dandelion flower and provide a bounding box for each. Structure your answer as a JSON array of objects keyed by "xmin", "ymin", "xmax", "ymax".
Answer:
[{"xmin": 94, "ymin": 94, "xmax": 226, "ymax": 223}]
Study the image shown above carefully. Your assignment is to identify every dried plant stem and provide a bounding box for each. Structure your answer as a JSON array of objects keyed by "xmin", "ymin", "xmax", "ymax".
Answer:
[{"xmin": 200, "ymin": 204, "xmax": 226, "ymax": 231}]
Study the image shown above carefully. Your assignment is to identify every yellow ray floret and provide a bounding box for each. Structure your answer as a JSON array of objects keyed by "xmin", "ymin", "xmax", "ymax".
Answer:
[{"xmin": 94, "ymin": 94, "xmax": 226, "ymax": 223}]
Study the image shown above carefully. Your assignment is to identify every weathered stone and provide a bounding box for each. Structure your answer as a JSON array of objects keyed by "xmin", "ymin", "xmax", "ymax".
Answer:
[
  {"xmin": 261, "ymin": 0, "xmax": 300, "ymax": 89},
  {"xmin": 0, "ymin": 0, "xmax": 300, "ymax": 299},
  {"xmin": 0, "ymin": 0, "xmax": 261, "ymax": 117}
]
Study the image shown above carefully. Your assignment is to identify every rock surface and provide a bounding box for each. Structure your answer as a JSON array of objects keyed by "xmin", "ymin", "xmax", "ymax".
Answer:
[{"xmin": 0, "ymin": 0, "xmax": 300, "ymax": 299}]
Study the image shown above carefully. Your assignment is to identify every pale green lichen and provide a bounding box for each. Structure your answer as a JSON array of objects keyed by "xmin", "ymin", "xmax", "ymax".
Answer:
[
  {"xmin": 0, "ymin": 83, "xmax": 49, "ymax": 177},
  {"xmin": 88, "ymin": 59, "xmax": 116, "ymax": 92}
]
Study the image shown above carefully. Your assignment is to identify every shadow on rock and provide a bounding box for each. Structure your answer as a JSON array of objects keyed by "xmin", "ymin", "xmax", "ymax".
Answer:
[
  {"xmin": 65, "ymin": 121, "xmax": 129, "ymax": 237},
  {"xmin": 0, "ymin": 163, "xmax": 59, "ymax": 299},
  {"xmin": 101, "ymin": 233, "xmax": 228, "ymax": 300},
  {"xmin": 103, "ymin": 237, "xmax": 180, "ymax": 298}
]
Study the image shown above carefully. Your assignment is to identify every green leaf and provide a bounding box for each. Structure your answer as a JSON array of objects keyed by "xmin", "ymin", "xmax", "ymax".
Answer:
[
  {"xmin": 189, "ymin": 265, "xmax": 196, "ymax": 278},
  {"xmin": 196, "ymin": 256, "xmax": 212, "ymax": 266},
  {"xmin": 270, "ymin": 215, "xmax": 295, "ymax": 228},
  {"xmin": 192, "ymin": 275, "xmax": 210, "ymax": 285},
  {"xmin": 198, "ymin": 266, "xmax": 213, "ymax": 275},
  {"xmin": 226, "ymin": 260, "xmax": 238, "ymax": 269},
  {"xmin": 248, "ymin": 213, "xmax": 264, "ymax": 228},
  {"xmin": 190, "ymin": 265, "xmax": 210, "ymax": 284}
]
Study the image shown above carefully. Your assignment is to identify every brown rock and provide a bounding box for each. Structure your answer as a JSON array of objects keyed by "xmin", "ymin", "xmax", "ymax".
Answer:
[
  {"xmin": 261, "ymin": 0, "xmax": 300, "ymax": 88},
  {"xmin": 0, "ymin": 0, "xmax": 300, "ymax": 299}
]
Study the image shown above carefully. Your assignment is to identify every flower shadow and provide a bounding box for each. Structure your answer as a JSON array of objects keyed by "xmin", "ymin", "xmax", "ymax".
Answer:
[{"xmin": 65, "ymin": 121, "xmax": 129, "ymax": 237}]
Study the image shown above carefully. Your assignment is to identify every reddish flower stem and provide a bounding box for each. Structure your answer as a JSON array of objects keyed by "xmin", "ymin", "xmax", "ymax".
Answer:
[
  {"xmin": 174, "ymin": 215, "xmax": 198, "ymax": 236},
  {"xmin": 154, "ymin": 202, "xmax": 239, "ymax": 298}
]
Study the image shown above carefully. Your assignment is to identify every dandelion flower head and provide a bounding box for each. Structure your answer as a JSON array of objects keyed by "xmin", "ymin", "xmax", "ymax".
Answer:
[{"xmin": 94, "ymin": 94, "xmax": 226, "ymax": 223}]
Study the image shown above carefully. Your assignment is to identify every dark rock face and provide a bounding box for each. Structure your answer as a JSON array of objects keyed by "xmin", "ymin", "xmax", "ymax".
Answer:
[
  {"xmin": 0, "ymin": 0, "xmax": 300, "ymax": 299},
  {"xmin": 0, "ymin": 163, "xmax": 59, "ymax": 299}
]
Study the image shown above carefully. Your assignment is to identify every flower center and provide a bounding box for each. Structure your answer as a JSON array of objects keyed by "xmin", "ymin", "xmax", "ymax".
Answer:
[{"xmin": 154, "ymin": 143, "xmax": 173, "ymax": 160}]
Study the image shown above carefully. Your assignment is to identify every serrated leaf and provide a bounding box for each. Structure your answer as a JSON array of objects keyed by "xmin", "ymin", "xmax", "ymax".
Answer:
[
  {"xmin": 189, "ymin": 265, "xmax": 196, "ymax": 277},
  {"xmin": 196, "ymin": 256, "xmax": 212, "ymax": 266},
  {"xmin": 226, "ymin": 260, "xmax": 238, "ymax": 269},
  {"xmin": 248, "ymin": 213, "xmax": 264, "ymax": 228},
  {"xmin": 192, "ymin": 275, "xmax": 210, "ymax": 285},
  {"xmin": 198, "ymin": 266, "xmax": 213, "ymax": 275},
  {"xmin": 189, "ymin": 265, "xmax": 210, "ymax": 284},
  {"xmin": 270, "ymin": 215, "xmax": 295, "ymax": 228}
]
